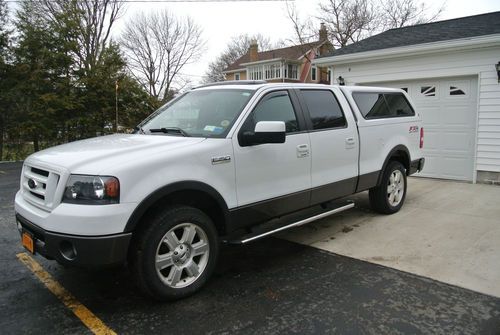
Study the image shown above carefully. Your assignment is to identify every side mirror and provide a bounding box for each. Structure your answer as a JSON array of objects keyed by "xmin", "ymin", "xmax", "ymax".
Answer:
[{"xmin": 240, "ymin": 121, "xmax": 286, "ymax": 146}]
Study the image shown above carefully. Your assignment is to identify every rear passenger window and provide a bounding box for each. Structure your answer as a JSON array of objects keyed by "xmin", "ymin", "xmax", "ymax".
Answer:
[
  {"xmin": 301, "ymin": 90, "xmax": 346, "ymax": 130},
  {"xmin": 353, "ymin": 92, "xmax": 414, "ymax": 119}
]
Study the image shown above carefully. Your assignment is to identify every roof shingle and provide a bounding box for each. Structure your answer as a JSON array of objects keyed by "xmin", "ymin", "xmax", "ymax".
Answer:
[{"xmin": 320, "ymin": 11, "xmax": 500, "ymax": 58}]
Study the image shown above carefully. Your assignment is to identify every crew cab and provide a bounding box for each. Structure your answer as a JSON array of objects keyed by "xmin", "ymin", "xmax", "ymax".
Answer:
[{"xmin": 15, "ymin": 81, "xmax": 425, "ymax": 300}]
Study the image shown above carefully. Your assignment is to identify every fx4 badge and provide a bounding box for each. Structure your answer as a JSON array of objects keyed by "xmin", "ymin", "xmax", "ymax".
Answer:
[
  {"xmin": 409, "ymin": 126, "xmax": 419, "ymax": 133},
  {"xmin": 212, "ymin": 155, "xmax": 231, "ymax": 165}
]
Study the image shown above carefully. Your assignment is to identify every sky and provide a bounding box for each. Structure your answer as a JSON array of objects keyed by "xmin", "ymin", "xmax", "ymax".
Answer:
[
  {"xmin": 8, "ymin": 0, "xmax": 500, "ymax": 85},
  {"xmin": 117, "ymin": 0, "xmax": 498, "ymax": 85}
]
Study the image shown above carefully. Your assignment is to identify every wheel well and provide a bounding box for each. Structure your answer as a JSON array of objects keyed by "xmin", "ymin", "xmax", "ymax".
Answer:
[
  {"xmin": 133, "ymin": 189, "xmax": 227, "ymax": 237},
  {"xmin": 389, "ymin": 150, "xmax": 410, "ymax": 174}
]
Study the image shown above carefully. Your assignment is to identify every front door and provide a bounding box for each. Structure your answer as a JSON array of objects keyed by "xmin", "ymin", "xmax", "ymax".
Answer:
[{"xmin": 231, "ymin": 90, "xmax": 311, "ymax": 227}]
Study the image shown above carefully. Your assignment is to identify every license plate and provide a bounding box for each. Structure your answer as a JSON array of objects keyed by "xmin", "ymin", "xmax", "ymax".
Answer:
[{"xmin": 22, "ymin": 231, "xmax": 35, "ymax": 254}]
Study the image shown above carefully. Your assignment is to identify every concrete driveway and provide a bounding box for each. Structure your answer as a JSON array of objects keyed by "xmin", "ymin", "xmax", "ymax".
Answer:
[{"xmin": 280, "ymin": 177, "xmax": 500, "ymax": 298}]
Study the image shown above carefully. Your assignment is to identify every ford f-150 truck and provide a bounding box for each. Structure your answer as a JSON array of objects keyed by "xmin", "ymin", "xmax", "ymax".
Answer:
[{"xmin": 15, "ymin": 81, "xmax": 425, "ymax": 300}]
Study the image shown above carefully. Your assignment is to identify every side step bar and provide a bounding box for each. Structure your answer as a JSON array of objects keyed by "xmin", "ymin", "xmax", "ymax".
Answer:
[{"xmin": 226, "ymin": 201, "xmax": 355, "ymax": 245}]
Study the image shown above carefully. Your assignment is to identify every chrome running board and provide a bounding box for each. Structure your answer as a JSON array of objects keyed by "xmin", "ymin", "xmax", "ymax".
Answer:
[{"xmin": 226, "ymin": 201, "xmax": 355, "ymax": 245}]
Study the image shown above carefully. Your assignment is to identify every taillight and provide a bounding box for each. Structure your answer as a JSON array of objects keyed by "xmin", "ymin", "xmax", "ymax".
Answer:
[{"xmin": 420, "ymin": 127, "xmax": 424, "ymax": 149}]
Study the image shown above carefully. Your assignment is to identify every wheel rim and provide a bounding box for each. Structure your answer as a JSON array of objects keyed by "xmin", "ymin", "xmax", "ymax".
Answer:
[
  {"xmin": 155, "ymin": 223, "xmax": 210, "ymax": 289},
  {"xmin": 387, "ymin": 170, "xmax": 405, "ymax": 207}
]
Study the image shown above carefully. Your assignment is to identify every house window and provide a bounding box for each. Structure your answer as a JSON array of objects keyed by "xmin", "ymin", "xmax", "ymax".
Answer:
[
  {"xmin": 264, "ymin": 63, "xmax": 281, "ymax": 80},
  {"xmin": 234, "ymin": 73, "xmax": 240, "ymax": 81},
  {"xmin": 311, "ymin": 66, "xmax": 317, "ymax": 81},
  {"xmin": 420, "ymin": 86, "xmax": 436, "ymax": 97},
  {"xmin": 249, "ymin": 63, "xmax": 283, "ymax": 80},
  {"xmin": 248, "ymin": 66, "xmax": 263, "ymax": 80},
  {"xmin": 450, "ymin": 86, "xmax": 465, "ymax": 96},
  {"xmin": 286, "ymin": 64, "xmax": 298, "ymax": 80}
]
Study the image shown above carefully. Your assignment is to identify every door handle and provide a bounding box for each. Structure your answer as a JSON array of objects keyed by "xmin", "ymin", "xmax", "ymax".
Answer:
[
  {"xmin": 345, "ymin": 137, "xmax": 356, "ymax": 149},
  {"xmin": 297, "ymin": 144, "xmax": 309, "ymax": 158}
]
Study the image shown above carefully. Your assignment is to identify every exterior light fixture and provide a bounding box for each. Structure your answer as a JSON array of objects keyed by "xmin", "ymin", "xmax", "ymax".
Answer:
[
  {"xmin": 337, "ymin": 76, "xmax": 345, "ymax": 86},
  {"xmin": 496, "ymin": 62, "xmax": 500, "ymax": 83}
]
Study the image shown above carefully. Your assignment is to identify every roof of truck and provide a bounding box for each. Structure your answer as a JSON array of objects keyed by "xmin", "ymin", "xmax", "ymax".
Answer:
[{"xmin": 194, "ymin": 81, "xmax": 404, "ymax": 93}]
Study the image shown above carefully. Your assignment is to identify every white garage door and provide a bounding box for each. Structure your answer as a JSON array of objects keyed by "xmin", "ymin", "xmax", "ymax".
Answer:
[{"xmin": 369, "ymin": 76, "xmax": 478, "ymax": 181}]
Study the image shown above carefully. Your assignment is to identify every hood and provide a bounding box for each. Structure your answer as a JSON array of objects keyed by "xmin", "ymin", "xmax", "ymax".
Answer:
[{"xmin": 25, "ymin": 134, "xmax": 205, "ymax": 174}]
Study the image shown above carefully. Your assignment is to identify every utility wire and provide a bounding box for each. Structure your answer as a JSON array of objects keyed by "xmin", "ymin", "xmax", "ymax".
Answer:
[{"xmin": 6, "ymin": 0, "xmax": 293, "ymax": 3}]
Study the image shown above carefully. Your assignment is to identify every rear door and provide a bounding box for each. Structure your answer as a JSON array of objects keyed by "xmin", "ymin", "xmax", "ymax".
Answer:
[{"xmin": 296, "ymin": 87, "xmax": 359, "ymax": 204}]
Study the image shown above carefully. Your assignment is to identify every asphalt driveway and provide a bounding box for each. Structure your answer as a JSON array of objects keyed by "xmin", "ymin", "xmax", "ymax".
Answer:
[{"xmin": 1, "ymin": 162, "xmax": 500, "ymax": 334}]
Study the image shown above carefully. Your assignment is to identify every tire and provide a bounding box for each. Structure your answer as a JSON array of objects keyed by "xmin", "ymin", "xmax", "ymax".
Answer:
[
  {"xmin": 369, "ymin": 161, "xmax": 407, "ymax": 214},
  {"xmin": 129, "ymin": 205, "xmax": 219, "ymax": 301}
]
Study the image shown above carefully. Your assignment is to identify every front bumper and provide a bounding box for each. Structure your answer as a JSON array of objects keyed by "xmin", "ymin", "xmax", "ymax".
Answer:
[
  {"xmin": 409, "ymin": 158, "xmax": 425, "ymax": 175},
  {"xmin": 16, "ymin": 214, "xmax": 131, "ymax": 267}
]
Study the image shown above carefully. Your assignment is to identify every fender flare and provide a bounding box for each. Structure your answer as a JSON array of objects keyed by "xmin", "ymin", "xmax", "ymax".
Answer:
[
  {"xmin": 377, "ymin": 145, "xmax": 411, "ymax": 186},
  {"xmin": 124, "ymin": 181, "xmax": 230, "ymax": 233}
]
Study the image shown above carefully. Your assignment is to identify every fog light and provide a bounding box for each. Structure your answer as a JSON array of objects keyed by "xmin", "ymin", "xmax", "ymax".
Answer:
[
  {"xmin": 59, "ymin": 241, "xmax": 77, "ymax": 261},
  {"xmin": 17, "ymin": 221, "xmax": 22, "ymax": 233}
]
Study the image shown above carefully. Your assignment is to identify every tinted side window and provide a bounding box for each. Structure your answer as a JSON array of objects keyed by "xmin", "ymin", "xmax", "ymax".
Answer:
[
  {"xmin": 384, "ymin": 93, "xmax": 415, "ymax": 117},
  {"xmin": 353, "ymin": 92, "xmax": 415, "ymax": 119},
  {"xmin": 301, "ymin": 90, "xmax": 346, "ymax": 130},
  {"xmin": 242, "ymin": 91, "xmax": 299, "ymax": 133},
  {"xmin": 353, "ymin": 93, "xmax": 389, "ymax": 119}
]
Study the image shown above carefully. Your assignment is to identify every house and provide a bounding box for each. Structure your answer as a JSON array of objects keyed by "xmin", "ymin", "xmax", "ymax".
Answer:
[
  {"xmin": 314, "ymin": 11, "xmax": 500, "ymax": 184},
  {"xmin": 223, "ymin": 24, "xmax": 333, "ymax": 83}
]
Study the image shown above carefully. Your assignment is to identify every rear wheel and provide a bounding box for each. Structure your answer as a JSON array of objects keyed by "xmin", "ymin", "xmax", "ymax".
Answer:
[
  {"xmin": 129, "ymin": 205, "xmax": 219, "ymax": 301},
  {"xmin": 369, "ymin": 161, "xmax": 407, "ymax": 214}
]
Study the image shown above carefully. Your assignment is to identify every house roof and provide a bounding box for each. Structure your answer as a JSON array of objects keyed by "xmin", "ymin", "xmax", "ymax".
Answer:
[
  {"xmin": 319, "ymin": 11, "xmax": 500, "ymax": 58},
  {"xmin": 224, "ymin": 42, "xmax": 319, "ymax": 72}
]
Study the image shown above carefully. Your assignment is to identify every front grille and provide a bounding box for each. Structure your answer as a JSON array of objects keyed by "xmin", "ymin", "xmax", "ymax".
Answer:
[{"xmin": 22, "ymin": 164, "xmax": 61, "ymax": 211}]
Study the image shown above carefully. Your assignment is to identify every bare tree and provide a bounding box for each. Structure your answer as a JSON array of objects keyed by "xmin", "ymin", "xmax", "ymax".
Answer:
[
  {"xmin": 38, "ymin": 0, "xmax": 124, "ymax": 75},
  {"xmin": 203, "ymin": 34, "xmax": 280, "ymax": 83},
  {"xmin": 121, "ymin": 10, "xmax": 204, "ymax": 101},
  {"xmin": 287, "ymin": 0, "xmax": 445, "ymax": 50},
  {"xmin": 380, "ymin": 0, "xmax": 445, "ymax": 29},
  {"xmin": 318, "ymin": 0, "xmax": 377, "ymax": 47},
  {"xmin": 285, "ymin": 1, "xmax": 317, "ymax": 46}
]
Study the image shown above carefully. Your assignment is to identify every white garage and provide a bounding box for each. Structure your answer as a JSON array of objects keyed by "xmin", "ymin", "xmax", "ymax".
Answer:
[{"xmin": 314, "ymin": 11, "xmax": 500, "ymax": 183}]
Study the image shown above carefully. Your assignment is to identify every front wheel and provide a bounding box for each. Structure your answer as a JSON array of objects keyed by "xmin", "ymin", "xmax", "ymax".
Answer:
[
  {"xmin": 129, "ymin": 205, "xmax": 219, "ymax": 301},
  {"xmin": 369, "ymin": 161, "xmax": 407, "ymax": 214}
]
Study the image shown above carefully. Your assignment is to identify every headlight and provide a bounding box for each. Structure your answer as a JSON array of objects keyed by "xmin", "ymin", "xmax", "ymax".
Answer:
[{"xmin": 62, "ymin": 175, "xmax": 120, "ymax": 205}]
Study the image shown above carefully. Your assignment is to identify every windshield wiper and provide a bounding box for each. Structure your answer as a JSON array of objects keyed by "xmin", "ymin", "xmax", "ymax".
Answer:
[{"xmin": 149, "ymin": 127, "xmax": 190, "ymax": 137}]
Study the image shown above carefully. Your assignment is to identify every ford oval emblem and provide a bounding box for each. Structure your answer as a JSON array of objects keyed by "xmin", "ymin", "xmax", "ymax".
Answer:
[{"xmin": 28, "ymin": 179, "xmax": 38, "ymax": 189}]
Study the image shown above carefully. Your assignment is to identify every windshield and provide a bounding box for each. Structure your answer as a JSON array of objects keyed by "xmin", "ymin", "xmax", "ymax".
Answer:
[{"xmin": 141, "ymin": 89, "xmax": 254, "ymax": 138}]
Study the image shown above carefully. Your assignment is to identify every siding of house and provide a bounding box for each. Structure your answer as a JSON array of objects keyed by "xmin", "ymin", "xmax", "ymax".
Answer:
[
  {"xmin": 331, "ymin": 45, "xmax": 500, "ymax": 175},
  {"xmin": 225, "ymin": 71, "xmax": 246, "ymax": 81}
]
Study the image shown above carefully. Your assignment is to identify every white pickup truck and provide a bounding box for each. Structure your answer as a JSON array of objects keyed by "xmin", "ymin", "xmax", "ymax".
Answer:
[{"xmin": 15, "ymin": 81, "xmax": 424, "ymax": 300}]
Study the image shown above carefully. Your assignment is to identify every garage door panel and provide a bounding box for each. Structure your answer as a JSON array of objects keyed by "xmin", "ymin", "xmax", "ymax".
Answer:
[
  {"xmin": 439, "ymin": 131, "xmax": 473, "ymax": 154},
  {"xmin": 441, "ymin": 157, "xmax": 474, "ymax": 179},
  {"xmin": 418, "ymin": 107, "xmax": 441, "ymax": 125},
  {"xmin": 423, "ymin": 130, "xmax": 472, "ymax": 154},
  {"xmin": 417, "ymin": 155, "xmax": 440, "ymax": 177},
  {"xmin": 441, "ymin": 106, "xmax": 475, "ymax": 126}
]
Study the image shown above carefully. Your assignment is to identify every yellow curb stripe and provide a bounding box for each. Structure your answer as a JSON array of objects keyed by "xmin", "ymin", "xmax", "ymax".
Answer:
[{"xmin": 16, "ymin": 252, "xmax": 117, "ymax": 335}]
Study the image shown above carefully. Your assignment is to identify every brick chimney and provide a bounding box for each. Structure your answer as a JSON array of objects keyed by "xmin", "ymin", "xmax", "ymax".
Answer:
[
  {"xmin": 319, "ymin": 23, "xmax": 328, "ymax": 42},
  {"xmin": 249, "ymin": 39, "xmax": 259, "ymax": 62}
]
